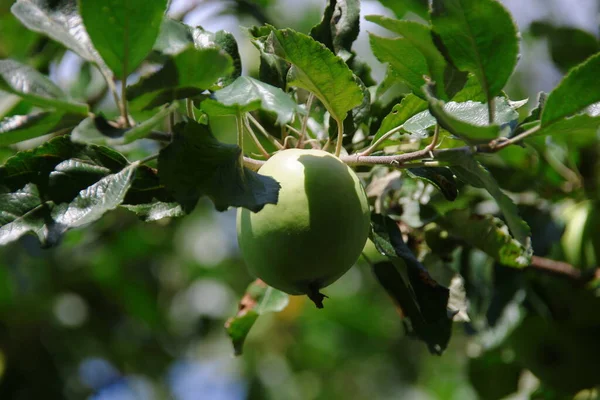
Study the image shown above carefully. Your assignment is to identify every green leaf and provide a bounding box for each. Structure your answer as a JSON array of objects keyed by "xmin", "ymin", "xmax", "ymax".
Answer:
[
  {"xmin": 431, "ymin": 0, "xmax": 519, "ymax": 106},
  {"xmin": 0, "ymin": 112, "xmax": 83, "ymax": 146},
  {"xmin": 158, "ymin": 120, "xmax": 280, "ymax": 213},
  {"xmin": 406, "ymin": 167, "xmax": 458, "ymax": 201},
  {"xmin": 369, "ymin": 33, "xmax": 429, "ymax": 97},
  {"xmin": 377, "ymin": 0, "xmax": 429, "ymax": 19},
  {"xmin": 437, "ymin": 151, "xmax": 531, "ymax": 245},
  {"xmin": 127, "ymin": 46, "xmax": 233, "ymax": 110},
  {"xmin": 530, "ymin": 22, "xmax": 600, "ymax": 73},
  {"xmin": 441, "ymin": 210, "xmax": 531, "ymax": 268},
  {"xmin": 310, "ymin": 0, "xmax": 360, "ymax": 57},
  {"xmin": 424, "ymin": 84, "xmax": 520, "ymax": 143},
  {"xmin": 11, "ymin": 0, "xmax": 112, "ymax": 77},
  {"xmin": 468, "ymin": 346, "xmax": 522, "ymax": 400},
  {"xmin": 154, "ymin": 18, "xmax": 241, "ymax": 87},
  {"xmin": 0, "ymin": 59, "xmax": 89, "ymax": 115},
  {"xmin": 372, "ymin": 94, "xmax": 428, "ymax": 143},
  {"xmin": 51, "ymin": 161, "xmax": 138, "ymax": 229},
  {"xmin": 247, "ymin": 25, "xmax": 290, "ymax": 90},
  {"xmin": 370, "ymin": 213, "xmax": 453, "ymax": 355},
  {"xmin": 72, "ymin": 103, "xmax": 176, "ymax": 145},
  {"xmin": 201, "ymin": 76, "xmax": 300, "ymax": 124},
  {"xmin": 533, "ymin": 114, "xmax": 600, "ymax": 146},
  {"xmin": 225, "ymin": 279, "xmax": 289, "ymax": 355},
  {"xmin": 80, "ymin": 0, "xmax": 168, "ymax": 79},
  {"xmin": 541, "ymin": 53, "xmax": 600, "ymax": 126},
  {"xmin": 367, "ymin": 16, "xmax": 449, "ymax": 99},
  {"xmin": 451, "ymin": 73, "xmax": 487, "ymax": 103},
  {"xmin": 258, "ymin": 28, "xmax": 363, "ymax": 124},
  {"xmin": 121, "ymin": 201, "xmax": 184, "ymax": 222}
]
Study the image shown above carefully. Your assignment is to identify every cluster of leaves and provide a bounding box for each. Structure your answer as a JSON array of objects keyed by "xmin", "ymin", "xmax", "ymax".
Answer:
[{"xmin": 1, "ymin": 0, "xmax": 600, "ymax": 397}]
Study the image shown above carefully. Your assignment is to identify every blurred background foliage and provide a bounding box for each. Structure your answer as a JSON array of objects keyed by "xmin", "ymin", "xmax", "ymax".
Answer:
[{"xmin": 1, "ymin": 0, "xmax": 600, "ymax": 399}]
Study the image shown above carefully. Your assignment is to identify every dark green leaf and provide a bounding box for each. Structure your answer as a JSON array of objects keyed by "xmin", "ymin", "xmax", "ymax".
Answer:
[
  {"xmin": 369, "ymin": 33, "xmax": 429, "ymax": 97},
  {"xmin": 0, "ymin": 141, "xmax": 143, "ymax": 246},
  {"xmin": 367, "ymin": 16, "xmax": 449, "ymax": 99},
  {"xmin": 541, "ymin": 53, "xmax": 600, "ymax": 126},
  {"xmin": 158, "ymin": 120, "xmax": 280, "ymax": 213},
  {"xmin": 468, "ymin": 346, "xmax": 522, "ymax": 400},
  {"xmin": 11, "ymin": 0, "xmax": 112, "ymax": 77},
  {"xmin": 0, "ymin": 136, "xmax": 126, "ymax": 199},
  {"xmin": 530, "ymin": 22, "xmax": 599, "ymax": 73},
  {"xmin": 0, "ymin": 184, "xmax": 59, "ymax": 246},
  {"xmin": 225, "ymin": 279, "xmax": 289, "ymax": 355},
  {"xmin": 201, "ymin": 76, "xmax": 300, "ymax": 124},
  {"xmin": 0, "ymin": 112, "xmax": 83, "ymax": 145},
  {"xmin": 71, "ymin": 103, "xmax": 176, "ymax": 145},
  {"xmin": 437, "ymin": 151, "xmax": 531, "ymax": 245},
  {"xmin": 372, "ymin": 94, "xmax": 428, "ymax": 143},
  {"xmin": 80, "ymin": 0, "xmax": 168, "ymax": 79},
  {"xmin": 0, "ymin": 59, "xmax": 88, "ymax": 115},
  {"xmin": 310, "ymin": 0, "xmax": 360, "ymax": 57},
  {"xmin": 370, "ymin": 214, "xmax": 453, "ymax": 355},
  {"xmin": 406, "ymin": 167, "xmax": 458, "ymax": 201},
  {"xmin": 127, "ymin": 47, "xmax": 233, "ymax": 110},
  {"xmin": 257, "ymin": 28, "xmax": 363, "ymax": 124},
  {"xmin": 154, "ymin": 18, "xmax": 241, "ymax": 87},
  {"xmin": 431, "ymin": 0, "xmax": 519, "ymax": 106},
  {"xmin": 440, "ymin": 210, "xmax": 531, "ymax": 267},
  {"xmin": 51, "ymin": 161, "xmax": 138, "ymax": 229}
]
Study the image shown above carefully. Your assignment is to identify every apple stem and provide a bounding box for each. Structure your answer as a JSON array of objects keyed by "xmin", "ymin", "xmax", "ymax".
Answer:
[{"xmin": 307, "ymin": 284, "xmax": 328, "ymax": 309}]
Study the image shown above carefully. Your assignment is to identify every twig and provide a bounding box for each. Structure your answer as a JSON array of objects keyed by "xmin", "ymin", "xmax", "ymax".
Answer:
[
  {"xmin": 186, "ymin": 98, "xmax": 196, "ymax": 121},
  {"xmin": 243, "ymin": 156, "xmax": 265, "ymax": 171},
  {"xmin": 236, "ymin": 113, "xmax": 244, "ymax": 149},
  {"xmin": 297, "ymin": 93, "xmax": 314, "ymax": 148},
  {"xmin": 488, "ymin": 124, "xmax": 541, "ymax": 151},
  {"xmin": 244, "ymin": 116, "xmax": 270, "ymax": 159},
  {"xmin": 121, "ymin": 75, "xmax": 130, "ymax": 127},
  {"xmin": 529, "ymin": 256, "xmax": 583, "ymax": 279},
  {"xmin": 148, "ymin": 130, "xmax": 172, "ymax": 142},
  {"xmin": 138, "ymin": 153, "xmax": 159, "ymax": 165},
  {"xmin": 248, "ymin": 114, "xmax": 284, "ymax": 150},
  {"xmin": 334, "ymin": 119, "xmax": 344, "ymax": 157},
  {"xmin": 358, "ymin": 125, "xmax": 404, "ymax": 156}
]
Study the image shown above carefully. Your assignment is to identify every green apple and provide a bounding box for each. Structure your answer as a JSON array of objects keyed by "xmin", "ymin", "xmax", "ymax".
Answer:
[{"xmin": 237, "ymin": 149, "xmax": 370, "ymax": 305}]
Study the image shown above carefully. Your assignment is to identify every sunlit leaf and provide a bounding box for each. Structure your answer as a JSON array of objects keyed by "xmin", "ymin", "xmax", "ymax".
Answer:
[
  {"xmin": 201, "ymin": 76, "xmax": 301, "ymax": 124},
  {"xmin": 257, "ymin": 27, "xmax": 363, "ymax": 124}
]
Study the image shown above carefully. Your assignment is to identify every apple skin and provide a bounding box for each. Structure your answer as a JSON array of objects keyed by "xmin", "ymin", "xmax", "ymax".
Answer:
[{"xmin": 237, "ymin": 149, "xmax": 371, "ymax": 295}]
